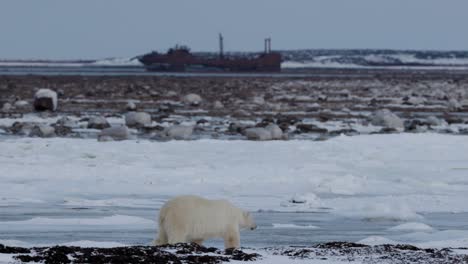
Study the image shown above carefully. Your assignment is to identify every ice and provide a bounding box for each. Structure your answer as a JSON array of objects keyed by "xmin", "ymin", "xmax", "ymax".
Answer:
[
  {"xmin": 1, "ymin": 134, "xmax": 468, "ymax": 248},
  {"xmin": 360, "ymin": 230, "xmax": 468, "ymax": 249},
  {"xmin": 0, "ymin": 215, "xmax": 155, "ymax": 231},
  {"xmin": 388, "ymin": 222, "xmax": 434, "ymax": 232},
  {"xmin": 271, "ymin": 223, "xmax": 319, "ymax": 229},
  {"xmin": 60, "ymin": 240, "xmax": 128, "ymax": 248},
  {"xmin": 91, "ymin": 57, "xmax": 142, "ymax": 66}
]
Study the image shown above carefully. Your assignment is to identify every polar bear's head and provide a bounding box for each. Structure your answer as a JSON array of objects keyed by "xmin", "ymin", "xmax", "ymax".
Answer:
[{"xmin": 240, "ymin": 211, "xmax": 257, "ymax": 230}]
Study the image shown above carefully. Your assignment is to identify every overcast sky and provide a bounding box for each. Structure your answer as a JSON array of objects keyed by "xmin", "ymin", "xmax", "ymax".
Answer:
[{"xmin": 1, "ymin": 0, "xmax": 467, "ymax": 59}]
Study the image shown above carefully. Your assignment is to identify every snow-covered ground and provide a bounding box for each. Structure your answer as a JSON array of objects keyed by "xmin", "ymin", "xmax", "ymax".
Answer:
[{"xmin": 1, "ymin": 133, "xmax": 468, "ymax": 252}]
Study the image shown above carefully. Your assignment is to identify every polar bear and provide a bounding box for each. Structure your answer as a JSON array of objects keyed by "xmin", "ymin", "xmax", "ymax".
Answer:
[{"xmin": 153, "ymin": 195, "xmax": 257, "ymax": 249}]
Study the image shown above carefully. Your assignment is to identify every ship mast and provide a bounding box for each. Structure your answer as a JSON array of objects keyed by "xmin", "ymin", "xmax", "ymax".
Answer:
[{"xmin": 219, "ymin": 33, "xmax": 224, "ymax": 59}]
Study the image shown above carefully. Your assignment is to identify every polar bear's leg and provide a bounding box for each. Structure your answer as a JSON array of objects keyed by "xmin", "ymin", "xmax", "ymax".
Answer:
[
  {"xmin": 191, "ymin": 239, "xmax": 204, "ymax": 246},
  {"xmin": 154, "ymin": 228, "xmax": 168, "ymax": 245},
  {"xmin": 167, "ymin": 229, "xmax": 187, "ymax": 244},
  {"xmin": 224, "ymin": 226, "xmax": 240, "ymax": 249}
]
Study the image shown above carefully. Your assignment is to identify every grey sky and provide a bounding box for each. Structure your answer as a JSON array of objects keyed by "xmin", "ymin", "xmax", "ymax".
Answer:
[{"xmin": 1, "ymin": 0, "xmax": 467, "ymax": 59}]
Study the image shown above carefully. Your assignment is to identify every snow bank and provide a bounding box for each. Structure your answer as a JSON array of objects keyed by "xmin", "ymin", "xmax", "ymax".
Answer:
[
  {"xmin": 360, "ymin": 230, "xmax": 468, "ymax": 249},
  {"xmin": 1, "ymin": 134, "xmax": 467, "ymax": 220}
]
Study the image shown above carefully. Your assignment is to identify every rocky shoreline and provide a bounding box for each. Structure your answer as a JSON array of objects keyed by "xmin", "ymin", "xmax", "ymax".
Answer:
[
  {"xmin": 1, "ymin": 71, "xmax": 467, "ymax": 141},
  {"xmin": 1, "ymin": 242, "xmax": 467, "ymax": 264}
]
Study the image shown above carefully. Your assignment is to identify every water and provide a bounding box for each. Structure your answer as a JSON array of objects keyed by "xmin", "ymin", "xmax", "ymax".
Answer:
[{"xmin": 1, "ymin": 202, "xmax": 467, "ymax": 248}]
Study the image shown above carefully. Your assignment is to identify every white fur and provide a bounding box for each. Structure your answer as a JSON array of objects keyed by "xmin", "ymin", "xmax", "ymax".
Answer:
[{"xmin": 154, "ymin": 195, "xmax": 256, "ymax": 249}]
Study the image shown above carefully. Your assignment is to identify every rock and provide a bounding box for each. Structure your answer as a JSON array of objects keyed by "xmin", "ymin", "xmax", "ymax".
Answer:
[
  {"xmin": 213, "ymin": 101, "xmax": 224, "ymax": 109},
  {"xmin": 162, "ymin": 125, "xmax": 194, "ymax": 140},
  {"xmin": 426, "ymin": 116, "xmax": 448, "ymax": 127},
  {"xmin": 183, "ymin": 93, "xmax": 202, "ymax": 106},
  {"xmin": 404, "ymin": 120, "xmax": 429, "ymax": 132},
  {"xmin": 1, "ymin": 103, "xmax": 12, "ymax": 112},
  {"xmin": 98, "ymin": 125, "xmax": 130, "ymax": 141},
  {"xmin": 318, "ymin": 110, "xmax": 333, "ymax": 122},
  {"xmin": 126, "ymin": 101, "xmax": 137, "ymax": 111},
  {"xmin": 256, "ymin": 117, "xmax": 275, "ymax": 128},
  {"xmin": 232, "ymin": 109, "xmax": 251, "ymax": 117},
  {"xmin": 252, "ymin": 96, "xmax": 265, "ymax": 105},
  {"xmin": 328, "ymin": 129, "xmax": 359, "ymax": 136},
  {"xmin": 125, "ymin": 112, "xmax": 152, "ymax": 128},
  {"xmin": 34, "ymin": 89, "xmax": 58, "ymax": 111},
  {"xmin": 56, "ymin": 116, "xmax": 78, "ymax": 128},
  {"xmin": 265, "ymin": 123, "xmax": 283, "ymax": 139},
  {"xmin": 228, "ymin": 122, "xmax": 252, "ymax": 134},
  {"xmin": 276, "ymin": 115, "xmax": 301, "ymax": 125},
  {"xmin": 295, "ymin": 124, "xmax": 328, "ymax": 133},
  {"xmin": 317, "ymin": 94, "xmax": 328, "ymax": 102},
  {"xmin": 14, "ymin": 100, "xmax": 29, "ymax": 109},
  {"xmin": 29, "ymin": 125, "xmax": 56, "ymax": 138},
  {"xmin": 52, "ymin": 125, "xmax": 72, "ymax": 136},
  {"xmin": 9, "ymin": 122, "xmax": 35, "ymax": 135},
  {"xmin": 370, "ymin": 109, "xmax": 404, "ymax": 130},
  {"xmin": 166, "ymin": 91, "xmax": 178, "ymax": 97},
  {"xmin": 244, "ymin": 127, "xmax": 272, "ymax": 141},
  {"xmin": 447, "ymin": 98, "xmax": 462, "ymax": 111},
  {"xmin": 403, "ymin": 96, "xmax": 426, "ymax": 105},
  {"xmin": 87, "ymin": 116, "xmax": 111, "ymax": 130},
  {"xmin": 460, "ymin": 99, "xmax": 468, "ymax": 107}
]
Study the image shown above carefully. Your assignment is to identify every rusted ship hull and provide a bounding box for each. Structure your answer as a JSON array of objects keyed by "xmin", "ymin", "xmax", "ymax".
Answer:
[
  {"xmin": 139, "ymin": 53, "xmax": 281, "ymax": 72},
  {"xmin": 138, "ymin": 35, "xmax": 282, "ymax": 72}
]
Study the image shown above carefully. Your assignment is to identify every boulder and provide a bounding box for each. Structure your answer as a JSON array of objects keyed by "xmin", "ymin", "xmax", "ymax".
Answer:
[
  {"xmin": 9, "ymin": 122, "xmax": 35, "ymax": 135},
  {"xmin": 98, "ymin": 125, "xmax": 130, "ymax": 141},
  {"xmin": 252, "ymin": 96, "xmax": 265, "ymax": 105},
  {"xmin": 52, "ymin": 125, "xmax": 72, "ymax": 136},
  {"xmin": 126, "ymin": 101, "xmax": 137, "ymax": 111},
  {"xmin": 183, "ymin": 93, "xmax": 202, "ymax": 106},
  {"xmin": 228, "ymin": 122, "xmax": 252, "ymax": 134},
  {"xmin": 125, "ymin": 112, "xmax": 152, "ymax": 128},
  {"xmin": 14, "ymin": 100, "xmax": 29, "ymax": 109},
  {"xmin": 87, "ymin": 116, "xmax": 111, "ymax": 130},
  {"xmin": 295, "ymin": 124, "xmax": 328, "ymax": 134},
  {"xmin": 370, "ymin": 109, "xmax": 404, "ymax": 130},
  {"xmin": 448, "ymin": 98, "xmax": 462, "ymax": 111},
  {"xmin": 244, "ymin": 127, "xmax": 272, "ymax": 141},
  {"xmin": 1, "ymin": 102, "xmax": 12, "ymax": 112},
  {"xmin": 403, "ymin": 96, "xmax": 426, "ymax": 105},
  {"xmin": 426, "ymin": 116, "xmax": 448, "ymax": 127},
  {"xmin": 265, "ymin": 123, "xmax": 283, "ymax": 139},
  {"xmin": 34, "ymin": 89, "xmax": 57, "ymax": 111},
  {"xmin": 56, "ymin": 116, "xmax": 79, "ymax": 128},
  {"xmin": 213, "ymin": 101, "xmax": 224, "ymax": 109},
  {"xmin": 162, "ymin": 125, "xmax": 194, "ymax": 140},
  {"xmin": 29, "ymin": 125, "xmax": 56, "ymax": 138}
]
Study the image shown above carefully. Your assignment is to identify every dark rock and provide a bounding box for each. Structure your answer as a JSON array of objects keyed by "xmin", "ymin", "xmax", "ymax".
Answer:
[
  {"xmin": 328, "ymin": 129, "xmax": 359, "ymax": 136},
  {"xmin": 295, "ymin": 124, "xmax": 328, "ymax": 134},
  {"xmin": 87, "ymin": 116, "xmax": 111, "ymax": 130},
  {"xmin": 225, "ymin": 248, "xmax": 261, "ymax": 261},
  {"xmin": 52, "ymin": 125, "xmax": 73, "ymax": 136},
  {"xmin": 0, "ymin": 244, "xmax": 30, "ymax": 254},
  {"xmin": 33, "ymin": 89, "xmax": 57, "ymax": 111}
]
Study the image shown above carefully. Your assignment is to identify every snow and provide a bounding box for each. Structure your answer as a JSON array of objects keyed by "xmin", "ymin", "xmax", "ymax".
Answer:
[
  {"xmin": 1, "ymin": 134, "xmax": 467, "ymax": 215},
  {"xmin": 271, "ymin": 224, "xmax": 319, "ymax": 229},
  {"xmin": 0, "ymin": 215, "xmax": 154, "ymax": 227},
  {"xmin": 90, "ymin": 57, "xmax": 142, "ymax": 66},
  {"xmin": 360, "ymin": 230, "xmax": 468, "ymax": 249},
  {"xmin": 388, "ymin": 222, "xmax": 434, "ymax": 232},
  {"xmin": 1, "ymin": 133, "xmax": 468, "ymax": 250}
]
